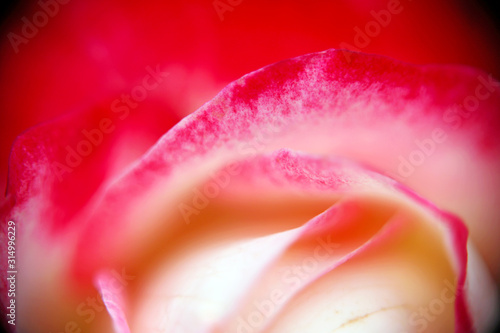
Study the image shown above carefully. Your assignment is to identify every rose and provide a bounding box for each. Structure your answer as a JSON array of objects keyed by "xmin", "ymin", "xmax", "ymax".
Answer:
[
  {"xmin": 2, "ymin": 49, "xmax": 500, "ymax": 332},
  {"xmin": 1, "ymin": 0, "xmax": 500, "ymax": 195},
  {"xmin": 1, "ymin": 1, "xmax": 500, "ymax": 332}
]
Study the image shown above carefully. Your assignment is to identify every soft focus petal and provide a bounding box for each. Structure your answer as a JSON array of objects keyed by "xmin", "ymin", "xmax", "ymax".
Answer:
[
  {"xmin": 6, "ymin": 98, "xmax": 180, "ymax": 232},
  {"xmin": 67, "ymin": 49, "xmax": 500, "ymax": 280},
  {"xmin": 1, "ymin": 98, "xmax": 180, "ymax": 332},
  {"xmin": 95, "ymin": 271, "xmax": 131, "ymax": 333}
]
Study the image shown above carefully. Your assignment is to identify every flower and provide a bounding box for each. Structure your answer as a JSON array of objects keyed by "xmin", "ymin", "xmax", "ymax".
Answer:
[
  {"xmin": 2, "ymin": 48, "xmax": 500, "ymax": 332},
  {"xmin": 1, "ymin": 0, "xmax": 500, "ymax": 193},
  {"xmin": 2, "ymin": 1, "xmax": 500, "ymax": 332}
]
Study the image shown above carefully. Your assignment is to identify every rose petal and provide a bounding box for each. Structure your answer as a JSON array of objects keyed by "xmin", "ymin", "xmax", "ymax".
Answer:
[
  {"xmin": 5, "ymin": 98, "xmax": 180, "ymax": 232},
  {"xmin": 68, "ymin": 49, "xmax": 500, "ymax": 279},
  {"xmin": 4, "ymin": 49, "xmax": 499, "ymax": 331},
  {"xmin": 127, "ymin": 150, "xmax": 474, "ymax": 332},
  {"xmin": 0, "ymin": 98, "xmax": 180, "ymax": 331},
  {"xmin": 2, "ymin": 0, "xmax": 500, "ymax": 194}
]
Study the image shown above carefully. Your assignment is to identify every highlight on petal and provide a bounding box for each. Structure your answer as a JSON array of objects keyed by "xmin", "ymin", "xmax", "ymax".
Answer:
[
  {"xmin": 464, "ymin": 243, "xmax": 499, "ymax": 333},
  {"xmin": 95, "ymin": 270, "xmax": 132, "ymax": 333}
]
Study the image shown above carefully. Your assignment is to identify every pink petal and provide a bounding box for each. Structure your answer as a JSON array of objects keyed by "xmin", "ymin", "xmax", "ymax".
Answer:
[
  {"xmin": 69, "ymin": 49, "xmax": 500, "ymax": 279},
  {"xmin": 3, "ymin": 49, "xmax": 499, "ymax": 331},
  {"xmin": 1, "ymin": 0, "xmax": 500, "ymax": 194},
  {"xmin": 5, "ymin": 99, "xmax": 181, "ymax": 232}
]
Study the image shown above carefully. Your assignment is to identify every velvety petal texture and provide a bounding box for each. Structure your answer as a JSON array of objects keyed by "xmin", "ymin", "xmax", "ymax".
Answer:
[
  {"xmin": 2, "ymin": 49, "xmax": 499, "ymax": 332},
  {"xmin": 1, "ymin": 0, "xmax": 500, "ymax": 195},
  {"xmin": 68, "ymin": 49, "xmax": 500, "ymax": 280}
]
